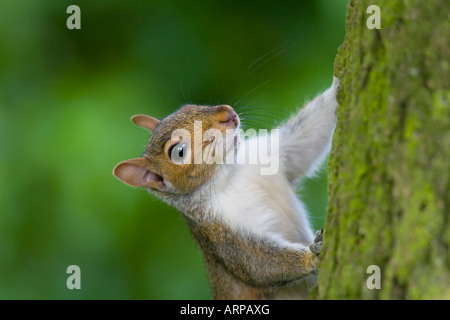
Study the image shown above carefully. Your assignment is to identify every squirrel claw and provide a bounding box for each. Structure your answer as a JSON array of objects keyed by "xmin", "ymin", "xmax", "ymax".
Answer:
[
  {"xmin": 314, "ymin": 229, "xmax": 323, "ymax": 243},
  {"xmin": 332, "ymin": 76, "xmax": 340, "ymax": 90},
  {"xmin": 309, "ymin": 229, "xmax": 323, "ymax": 256}
]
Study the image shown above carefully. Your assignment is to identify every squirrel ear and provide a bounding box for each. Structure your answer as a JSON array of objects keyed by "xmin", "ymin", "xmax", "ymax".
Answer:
[
  {"xmin": 131, "ymin": 114, "xmax": 160, "ymax": 132},
  {"xmin": 113, "ymin": 158, "xmax": 166, "ymax": 190}
]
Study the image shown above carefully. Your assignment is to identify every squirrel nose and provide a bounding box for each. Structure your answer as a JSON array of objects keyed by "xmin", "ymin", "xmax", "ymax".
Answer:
[{"xmin": 218, "ymin": 105, "xmax": 239, "ymax": 129}]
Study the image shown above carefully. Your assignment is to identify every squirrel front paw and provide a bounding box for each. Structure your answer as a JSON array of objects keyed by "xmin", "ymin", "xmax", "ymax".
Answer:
[{"xmin": 309, "ymin": 229, "xmax": 323, "ymax": 256}]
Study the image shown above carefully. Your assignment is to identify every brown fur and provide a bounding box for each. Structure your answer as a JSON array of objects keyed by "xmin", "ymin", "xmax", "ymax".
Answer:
[
  {"xmin": 116, "ymin": 104, "xmax": 236, "ymax": 194},
  {"xmin": 184, "ymin": 216, "xmax": 318, "ymax": 299}
]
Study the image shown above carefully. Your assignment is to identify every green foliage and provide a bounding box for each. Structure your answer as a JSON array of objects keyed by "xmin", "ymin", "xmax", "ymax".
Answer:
[{"xmin": 0, "ymin": 0, "xmax": 347, "ymax": 299}]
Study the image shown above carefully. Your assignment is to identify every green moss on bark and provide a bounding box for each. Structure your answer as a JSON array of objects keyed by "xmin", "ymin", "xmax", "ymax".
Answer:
[{"xmin": 318, "ymin": 0, "xmax": 450, "ymax": 299}]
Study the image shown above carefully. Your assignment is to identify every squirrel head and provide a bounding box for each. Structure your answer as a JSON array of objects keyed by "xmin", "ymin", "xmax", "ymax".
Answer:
[{"xmin": 113, "ymin": 104, "xmax": 240, "ymax": 194}]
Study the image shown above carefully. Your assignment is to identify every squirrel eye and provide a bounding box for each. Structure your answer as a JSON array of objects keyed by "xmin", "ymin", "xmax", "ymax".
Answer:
[{"xmin": 169, "ymin": 143, "xmax": 188, "ymax": 164}]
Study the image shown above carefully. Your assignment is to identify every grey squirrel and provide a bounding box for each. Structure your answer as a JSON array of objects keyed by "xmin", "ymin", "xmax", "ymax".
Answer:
[{"xmin": 113, "ymin": 77, "xmax": 339, "ymax": 299}]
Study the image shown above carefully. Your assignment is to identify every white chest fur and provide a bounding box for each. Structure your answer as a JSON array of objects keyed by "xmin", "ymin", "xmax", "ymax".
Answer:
[{"xmin": 209, "ymin": 140, "xmax": 314, "ymax": 246}]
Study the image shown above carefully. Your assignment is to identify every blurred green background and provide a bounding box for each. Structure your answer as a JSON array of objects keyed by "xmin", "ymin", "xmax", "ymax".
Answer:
[{"xmin": 0, "ymin": 0, "xmax": 347, "ymax": 299}]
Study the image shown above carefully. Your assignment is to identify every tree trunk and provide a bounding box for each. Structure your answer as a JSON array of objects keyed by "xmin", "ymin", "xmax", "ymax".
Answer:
[{"xmin": 317, "ymin": 0, "xmax": 450, "ymax": 299}]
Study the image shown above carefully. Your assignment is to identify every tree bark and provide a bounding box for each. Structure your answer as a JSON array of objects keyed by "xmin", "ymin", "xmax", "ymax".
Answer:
[{"xmin": 317, "ymin": 0, "xmax": 450, "ymax": 299}]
